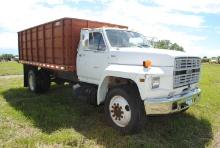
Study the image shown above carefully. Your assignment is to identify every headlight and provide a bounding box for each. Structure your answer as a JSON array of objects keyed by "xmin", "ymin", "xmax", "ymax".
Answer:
[{"xmin": 152, "ymin": 77, "xmax": 160, "ymax": 89}]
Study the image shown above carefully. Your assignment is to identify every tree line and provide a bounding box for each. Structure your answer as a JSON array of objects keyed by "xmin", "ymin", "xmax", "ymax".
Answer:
[
  {"xmin": 0, "ymin": 54, "xmax": 17, "ymax": 61},
  {"xmin": 153, "ymin": 40, "xmax": 184, "ymax": 51}
]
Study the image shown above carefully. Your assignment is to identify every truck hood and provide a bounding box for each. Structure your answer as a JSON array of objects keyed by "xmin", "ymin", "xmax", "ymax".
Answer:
[{"xmin": 109, "ymin": 47, "xmax": 192, "ymax": 67}]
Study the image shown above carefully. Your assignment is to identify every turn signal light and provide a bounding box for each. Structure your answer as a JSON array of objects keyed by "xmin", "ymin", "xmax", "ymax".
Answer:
[{"xmin": 143, "ymin": 60, "xmax": 152, "ymax": 68}]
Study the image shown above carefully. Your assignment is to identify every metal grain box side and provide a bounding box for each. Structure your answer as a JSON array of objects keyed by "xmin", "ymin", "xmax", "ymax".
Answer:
[{"xmin": 18, "ymin": 18, "xmax": 128, "ymax": 72}]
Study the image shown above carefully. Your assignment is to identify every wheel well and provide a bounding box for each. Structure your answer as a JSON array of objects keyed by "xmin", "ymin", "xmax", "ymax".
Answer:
[
  {"xmin": 98, "ymin": 76, "xmax": 140, "ymax": 105},
  {"xmin": 108, "ymin": 77, "xmax": 139, "ymax": 91}
]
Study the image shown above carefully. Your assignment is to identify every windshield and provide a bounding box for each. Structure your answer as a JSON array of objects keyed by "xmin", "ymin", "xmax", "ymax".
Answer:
[{"xmin": 105, "ymin": 29, "xmax": 151, "ymax": 48}]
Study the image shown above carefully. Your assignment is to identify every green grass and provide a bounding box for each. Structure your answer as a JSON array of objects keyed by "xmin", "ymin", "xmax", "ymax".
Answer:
[
  {"xmin": 0, "ymin": 61, "xmax": 23, "ymax": 76},
  {"xmin": 0, "ymin": 64, "xmax": 220, "ymax": 147}
]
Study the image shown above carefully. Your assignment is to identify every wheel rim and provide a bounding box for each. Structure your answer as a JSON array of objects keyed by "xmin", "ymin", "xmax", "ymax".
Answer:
[
  {"xmin": 109, "ymin": 95, "xmax": 131, "ymax": 127},
  {"xmin": 28, "ymin": 73, "xmax": 35, "ymax": 91}
]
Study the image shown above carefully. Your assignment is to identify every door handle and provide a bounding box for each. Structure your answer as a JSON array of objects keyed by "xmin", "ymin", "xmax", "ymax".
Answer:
[
  {"xmin": 93, "ymin": 66, "xmax": 99, "ymax": 69},
  {"xmin": 78, "ymin": 54, "xmax": 85, "ymax": 57},
  {"xmin": 111, "ymin": 55, "xmax": 117, "ymax": 58}
]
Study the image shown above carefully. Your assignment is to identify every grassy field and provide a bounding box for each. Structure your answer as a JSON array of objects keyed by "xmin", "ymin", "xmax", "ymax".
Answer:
[
  {"xmin": 0, "ymin": 64, "xmax": 220, "ymax": 147},
  {"xmin": 0, "ymin": 61, "xmax": 23, "ymax": 76}
]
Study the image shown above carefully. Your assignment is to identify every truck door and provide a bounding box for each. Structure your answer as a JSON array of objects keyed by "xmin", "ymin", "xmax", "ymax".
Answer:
[{"xmin": 77, "ymin": 31, "xmax": 108, "ymax": 84}]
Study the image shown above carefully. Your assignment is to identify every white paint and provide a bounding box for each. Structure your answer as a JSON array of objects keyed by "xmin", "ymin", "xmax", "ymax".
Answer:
[
  {"xmin": 77, "ymin": 28, "xmax": 201, "ymax": 106},
  {"xmin": 77, "ymin": 29, "xmax": 109, "ymax": 84}
]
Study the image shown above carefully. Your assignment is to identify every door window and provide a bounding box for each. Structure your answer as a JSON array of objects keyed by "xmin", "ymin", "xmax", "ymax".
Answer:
[{"xmin": 89, "ymin": 32, "xmax": 106, "ymax": 50}]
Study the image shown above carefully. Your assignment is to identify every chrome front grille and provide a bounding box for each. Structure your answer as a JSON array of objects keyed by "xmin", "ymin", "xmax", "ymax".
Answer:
[
  {"xmin": 175, "ymin": 57, "xmax": 200, "ymax": 70},
  {"xmin": 174, "ymin": 57, "xmax": 201, "ymax": 88}
]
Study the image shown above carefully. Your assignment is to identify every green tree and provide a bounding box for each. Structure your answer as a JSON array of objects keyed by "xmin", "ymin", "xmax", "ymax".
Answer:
[
  {"xmin": 202, "ymin": 56, "xmax": 209, "ymax": 63},
  {"xmin": 154, "ymin": 40, "xmax": 170, "ymax": 49},
  {"xmin": 170, "ymin": 43, "xmax": 184, "ymax": 51},
  {"xmin": 0, "ymin": 54, "xmax": 14, "ymax": 61},
  {"xmin": 154, "ymin": 40, "xmax": 184, "ymax": 51}
]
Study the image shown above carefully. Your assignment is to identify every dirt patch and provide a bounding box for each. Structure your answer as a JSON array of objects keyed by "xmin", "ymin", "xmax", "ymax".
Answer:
[
  {"xmin": 214, "ymin": 131, "xmax": 220, "ymax": 148},
  {"xmin": 0, "ymin": 75, "xmax": 23, "ymax": 79}
]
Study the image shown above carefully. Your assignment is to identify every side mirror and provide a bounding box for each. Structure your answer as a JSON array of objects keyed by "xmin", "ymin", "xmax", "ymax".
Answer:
[{"xmin": 81, "ymin": 29, "xmax": 89, "ymax": 48}]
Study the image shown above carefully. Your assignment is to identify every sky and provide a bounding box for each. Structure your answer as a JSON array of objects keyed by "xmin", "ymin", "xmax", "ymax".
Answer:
[{"xmin": 0, "ymin": 0, "xmax": 220, "ymax": 57}]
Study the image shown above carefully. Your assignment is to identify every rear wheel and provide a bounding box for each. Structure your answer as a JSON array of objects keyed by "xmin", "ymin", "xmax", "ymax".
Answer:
[
  {"xmin": 104, "ymin": 86, "xmax": 144, "ymax": 134},
  {"xmin": 54, "ymin": 78, "xmax": 65, "ymax": 85},
  {"xmin": 28, "ymin": 70, "xmax": 40, "ymax": 93},
  {"xmin": 28, "ymin": 69, "xmax": 50, "ymax": 93},
  {"xmin": 38, "ymin": 69, "xmax": 51, "ymax": 93}
]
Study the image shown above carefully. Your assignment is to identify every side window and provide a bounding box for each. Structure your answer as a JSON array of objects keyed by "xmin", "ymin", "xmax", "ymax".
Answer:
[{"xmin": 89, "ymin": 32, "xmax": 106, "ymax": 50}]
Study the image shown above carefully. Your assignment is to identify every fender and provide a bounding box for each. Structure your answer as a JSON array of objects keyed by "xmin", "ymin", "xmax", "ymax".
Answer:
[{"xmin": 97, "ymin": 64, "xmax": 165, "ymax": 105}]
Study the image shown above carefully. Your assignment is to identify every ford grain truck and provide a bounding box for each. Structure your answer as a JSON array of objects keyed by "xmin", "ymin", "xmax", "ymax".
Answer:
[{"xmin": 18, "ymin": 18, "xmax": 201, "ymax": 134}]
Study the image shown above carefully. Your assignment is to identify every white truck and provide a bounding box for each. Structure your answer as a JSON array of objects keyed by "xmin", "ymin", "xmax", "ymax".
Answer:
[{"xmin": 18, "ymin": 18, "xmax": 201, "ymax": 134}]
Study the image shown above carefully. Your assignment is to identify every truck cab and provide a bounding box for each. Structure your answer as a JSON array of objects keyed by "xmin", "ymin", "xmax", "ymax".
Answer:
[{"xmin": 76, "ymin": 27, "xmax": 201, "ymax": 133}]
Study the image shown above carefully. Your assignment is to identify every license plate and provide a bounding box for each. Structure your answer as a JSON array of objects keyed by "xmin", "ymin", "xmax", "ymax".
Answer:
[{"xmin": 186, "ymin": 98, "xmax": 193, "ymax": 105}]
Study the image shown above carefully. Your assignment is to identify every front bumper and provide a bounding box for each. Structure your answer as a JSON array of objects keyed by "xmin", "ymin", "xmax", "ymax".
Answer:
[{"xmin": 144, "ymin": 88, "xmax": 201, "ymax": 115}]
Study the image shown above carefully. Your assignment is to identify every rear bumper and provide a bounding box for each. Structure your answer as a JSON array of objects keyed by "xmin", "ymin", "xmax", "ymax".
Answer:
[{"xmin": 144, "ymin": 88, "xmax": 201, "ymax": 115}]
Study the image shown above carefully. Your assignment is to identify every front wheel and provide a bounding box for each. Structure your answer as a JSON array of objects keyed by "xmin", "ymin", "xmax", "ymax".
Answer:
[{"xmin": 104, "ymin": 86, "xmax": 144, "ymax": 134}]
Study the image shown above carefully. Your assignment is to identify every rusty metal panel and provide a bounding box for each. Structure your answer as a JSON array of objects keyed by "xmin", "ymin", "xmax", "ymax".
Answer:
[
  {"xmin": 27, "ymin": 30, "xmax": 31, "ymax": 60},
  {"xmin": 31, "ymin": 28, "xmax": 38, "ymax": 61},
  {"xmin": 36, "ymin": 27, "xmax": 39, "ymax": 61},
  {"xmin": 18, "ymin": 17, "xmax": 128, "ymax": 72},
  {"xmin": 30, "ymin": 29, "xmax": 33, "ymax": 61},
  {"xmin": 65, "ymin": 19, "xmax": 74, "ymax": 66},
  {"xmin": 45, "ymin": 23, "xmax": 53, "ymax": 64},
  {"xmin": 43, "ymin": 25, "xmax": 46, "ymax": 63},
  {"xmin": 53, "ymin": 19, "xmax": 65, "ymax": 65},
  {"xmin": 25, "ymin": 31, "xmax": 28, "ymax": 61},
  {"xmin": 51, "ymin": 23, "xmax": 54, "ymax": 63},
  {"xmin": 37, "ymin": 26, "xmax": 43, "ymax": 62},
  {"xmin": 18, "ymin": 32, "xmax": 21, "ymax": 60},
  {"xmin": 21, "ymin": 32, "xmax": 24, "ymax": 59}
]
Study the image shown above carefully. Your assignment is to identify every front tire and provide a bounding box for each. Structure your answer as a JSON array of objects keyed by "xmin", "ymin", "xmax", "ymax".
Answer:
[{"xmin": 104, "ymin": 86, "xmax": 144, "ymax": 134}]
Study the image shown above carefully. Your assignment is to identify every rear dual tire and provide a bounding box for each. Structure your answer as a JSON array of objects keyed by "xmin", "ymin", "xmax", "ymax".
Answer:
[
  {"xmin": 28, "ymin": 70, "xmax": 38, "ymax": 92},
  {"xmin": 28, "ymin": 69, "xmax": 50, "ymax": 93}
]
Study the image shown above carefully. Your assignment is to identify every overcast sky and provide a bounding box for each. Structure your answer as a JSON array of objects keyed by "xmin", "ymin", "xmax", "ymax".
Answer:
[{"xmin": 0, "ymin": 0, "xmax": 220, "ymax": 57}]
